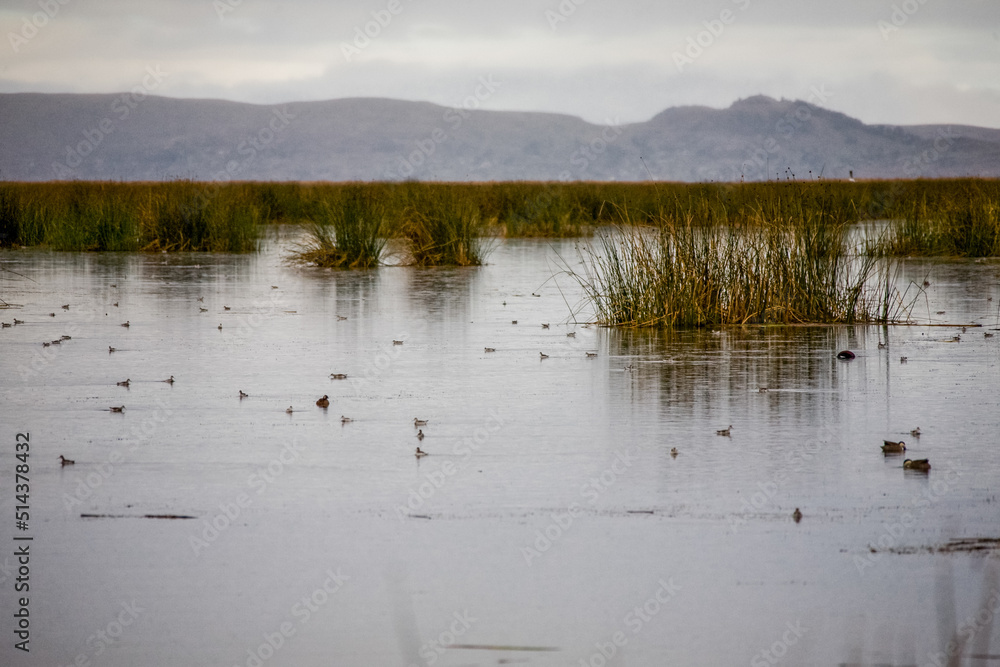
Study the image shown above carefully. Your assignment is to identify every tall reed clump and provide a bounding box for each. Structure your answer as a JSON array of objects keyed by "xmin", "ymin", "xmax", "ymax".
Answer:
[
  {"xmin": 293, "ymin": 186, "xmax": 386, "ymax": 268},
  {"xmin": 571, "ymin": 208, "xmax": 905, "ymax": 327},
  {"xmin": 875, "ymin": 186, "xmax": 1000, "ymax": 257},
  {"xmin": 404, "ymin": 190, "xmax": 494, "ymax": 266}
]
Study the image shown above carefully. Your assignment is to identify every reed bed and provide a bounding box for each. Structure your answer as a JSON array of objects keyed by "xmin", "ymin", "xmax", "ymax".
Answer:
[
  {"xmin": 569, "ymin": 209, "xmax": 910, "ymax": 327},
  {"xmin": 1, "ymin": 179, "xmax": 998, "ymax": 260},
  {"xmin": 291, "ymin": 186, "xmax": 386, "ymax": 268}
]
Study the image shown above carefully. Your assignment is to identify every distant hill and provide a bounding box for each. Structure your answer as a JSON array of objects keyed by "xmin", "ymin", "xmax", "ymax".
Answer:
[{"xmin": 1, "ymin": 93, "xmax": 997, "ymax": 182}]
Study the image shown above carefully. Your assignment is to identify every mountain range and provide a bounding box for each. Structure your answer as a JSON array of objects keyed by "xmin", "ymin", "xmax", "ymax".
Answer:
[{"xmin": 1, "ymin": 92, "xmax": 998, "ymax": 182}]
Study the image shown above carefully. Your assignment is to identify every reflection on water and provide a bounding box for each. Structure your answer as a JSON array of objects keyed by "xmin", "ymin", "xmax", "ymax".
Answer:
[{"xmin": 1, "ymin": 233, "xmax": 998, "ymax": 666}]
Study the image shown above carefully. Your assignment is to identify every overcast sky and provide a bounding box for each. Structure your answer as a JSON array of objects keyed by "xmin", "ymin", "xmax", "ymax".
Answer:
[{"xmin": 2, "ymin": 0, "xmax": 998, "ymax": 128}]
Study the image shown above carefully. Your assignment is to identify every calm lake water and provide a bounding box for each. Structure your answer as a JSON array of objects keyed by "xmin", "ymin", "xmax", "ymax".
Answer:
[{"xmin": 1, "ymin": 229, "xmax": 999, "ymax": 666}]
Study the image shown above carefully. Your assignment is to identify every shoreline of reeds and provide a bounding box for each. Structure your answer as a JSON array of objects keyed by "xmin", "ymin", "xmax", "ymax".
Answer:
[{"xmin": 1, "ymin": 179, "xmax": 998, "ymax": 264}]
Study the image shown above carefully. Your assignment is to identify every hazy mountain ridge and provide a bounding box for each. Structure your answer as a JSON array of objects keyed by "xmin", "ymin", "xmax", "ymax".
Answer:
[{"xmin": 1, "ymin": 93, "xmax": 998, "ymax": 182}]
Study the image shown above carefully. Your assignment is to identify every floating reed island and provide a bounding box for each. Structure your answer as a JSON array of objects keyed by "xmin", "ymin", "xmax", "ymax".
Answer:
[{"xmin": 1, "ymin": 179, "xmax": 998, "ymax": 267}]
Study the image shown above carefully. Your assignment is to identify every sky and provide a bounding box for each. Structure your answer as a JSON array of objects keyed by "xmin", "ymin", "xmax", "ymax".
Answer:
[{"xmin": 1, "ymin": 0, "xmax": 999, "ymax": 128}]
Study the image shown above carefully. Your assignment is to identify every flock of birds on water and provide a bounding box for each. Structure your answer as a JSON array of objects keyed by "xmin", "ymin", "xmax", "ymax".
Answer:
[{"xmin": 8, "ymin": 279, "xmax": 990, "ymax": 531}]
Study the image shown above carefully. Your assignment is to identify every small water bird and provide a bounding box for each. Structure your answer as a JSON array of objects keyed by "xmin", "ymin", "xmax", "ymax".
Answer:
[
  {"xmin": 50, "ymin": 339, "xmax": 61, "ymax": 345},
  {"xmin": 882, "ymin": 440, "xmax": 906, "ymax": 453},
  {"xmin": 13, "ymin": 319, "xmax": 24, "ymax": 324},
  {"xmin": 60, "ymin": 335, "xmax": 71, "ymax": 340},
  {"xmin": 117, "ymin": 379, "xmax": 130, "ymax": 387},
  {"xmin": 48, "ymin": 312, "xmax": 55, "ymax": 317},
  {"xmin": 757, "ymin": 386, "xmax": 768, "ymax": 392},
  {"xmin": 239, "ymin": 390, "xmax": 248, "ymax": 398},
  {"xmin": 109, "ymin": 405, "xmax": 125, "ymax": 413},
  {"xmin": 341, "ymin": 416, "xmax": 353, "ymax": 424},
  {"xmin": 392, "ymin": 339, "xmax": 403, "ymax": 345},
  {"xmin": 415, "ymin": 447, "xmax": 428, "ymax": 458},
  {"xmin": 923, "ymin": 280, "xmax": 931, "ymax": 288},
  {"xmin": 330, "ymin": 373, "xmax": 348, "ymax": 379},
  {"xmin": 218, "ymin": 323, "xmax": 223, "ymax": 331},
  {"xmin": 42, "ymin": 341, "xmax": 50, "ymax": 347},
  {"xmin": 566, "ymin": 332, "xmax": 576, "ymax": 338},
  {"xmin": 1, "ymin": 322, "xmax": 10, "ymax": 328},
  {"xmin": 877, "ymin": 341, "xmax": 887, "ymax": 350},
  {"xmin": 836, "ymin": 350, "xmax": 856, "ymax": 360},
  {"xmin": 62, "ymin": 304, "xmax": 70, "ymax": 310},
  {"xmin": 162, "ymin": 376, "xmax": 175, "ymax": 384},
  {"xmin": 903, "ymin": 458, "xmax": 931, "ymax": 471},
  {"xmin": 224, "ymin": 306, "xmax": 231, "ymax": 311},
  {"xmin": 900, "ymin": 356, "xmax": 908, "ymax": 363},
  {"xmin": 113, "ymin": 302, "xmax": 119, "ymax": 307},
  {"xmin": 58, "ymin": 455, "xmax": 75, "ymax": 466},
  {"xmin": 286, "ymin": 406, "xmax": 294, "ymax": 414},
  {"xmin": 108, "ymin": 346, "xmax": 116, "ymax": 353},
  {"xmin": 316, "ymin": 395, "xmax": 330, "ymax": 408},
  {"xmin": 716, "ymin": 425, "xmax": 733, "ymax": 437},
  {"xmin": 986, "ymin": 332, "xmax": 995, "ymax": 338},
  {"xmin": 199, "ymin": 307, "xmax": 207, "ymax": 312},
  {"xmin": 511, "ymin": 320, "xmax": 518, "ymax": 325},
  {"xmin": 414, "ymin": 418, "xmax": 428, "ymax": 426},
  {"xmin": 792, "ymin": 508, "xmax": 802, "ymax": 523},
  {"xmin": 541, "ymin": 323, "xmax": 549, "ymax": 329},
  {"xmin": 416, "ymin": 429, "xmax": 425, "ymax": 441},
  {"xmin": 121, "ymin": 321, "xmax": 130, "ymax": 328},
  {"xmin": 910, "ymin": 427, "xmax": 921, "ymax": 437},
  {"xmin": 271, "ymin": 286, "xmax": 278, "ymax": 289},
  {"xmin": 484, "ymin": 347, "xmax": 496, "ymax": 352},
  {"xmin": 539, "ymin": 352, "xmax": 549, "ymax": 359},
  {"xmin": 532, "ymin": 292, "xmax": 541, "ymax": 297},
  {"xmin": 586, "ymin": 352, "xmax": 598, "ymax": 358},
  {"xmin": 670, "ymin": 447, "xmax": 678, "ymax": 458},
  {"xmin": 197, "ymin": 296, "xmax": 204, "ymax": 302},
  {"xmin": 337, "ymin": 315, "xmax": 347, "ymax": 321}
]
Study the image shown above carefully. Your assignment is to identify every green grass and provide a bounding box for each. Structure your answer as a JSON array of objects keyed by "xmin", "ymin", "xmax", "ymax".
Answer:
[
  {"xmin": 568, "ymin": 207, "xmax": 911, "ymax": 327},
  {"xmin": 292, "ymin": 185, "xmax": 387, "ymax": 268},
  {"xmin": 2, "ymin": 179, "xmax": 999, "ymax": 261}
]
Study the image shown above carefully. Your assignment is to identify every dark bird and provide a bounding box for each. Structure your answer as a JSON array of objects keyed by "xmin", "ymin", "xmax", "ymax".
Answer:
[
  {"xmin": 316, "ymin": 395, "xmax": 330, "ymax": 408},
  {"xmin": 415, "ymin": 447, "xmax": 428, "ymax": 458},
  {"xmin": 792, "ymin": 508, "xmax": 802, "ymax": 523},
  {"xmin": 882, "ymin": 440, "xmax": 906, "ymax": 454},
  {"xmin": 836, "ymin": 350, "xmax": 856, "ymax": 359},
  {"xmin": 58, "ymin": 455, "xmax": 75, "ymax": 466},
  {"xmin": 903, "ymin": 458, "xmax": 931, "ymax": 472}
]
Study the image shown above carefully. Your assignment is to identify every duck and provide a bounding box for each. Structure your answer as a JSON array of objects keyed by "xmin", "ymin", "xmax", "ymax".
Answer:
[
  {"xmin": 792, "ymin": 508, "xmax": 802, "ymax": 523},
  {"xmin": 50, "ymin": 339, "xmax": 61, "ymax": 345},
  {"xmin": 757, "ymin": 386, "xmax": 768, "ymax": 392},
  {"xmin": 117, "ymin": 379, "xmax": 130, "ymax": 387},
  {"xmin": 58, "ymin": 455, "xmax": 75, "ymax": 466},
  {"xmin": 112, "ymin": 302, "xmax": 119, "ymax": 307},
  {"xmin": 877, "ymin": 341, "xmax": 887, "ymax": 349},
  {"xmin": 986, "ymin": 332, "xmax": 995, "ymax": 338},
  {"xmin": 61, "ymin": 304, "xmax": 70, "ymax": 310},
  {"xmin": 836, "ymin": 350, "xmax": 856, "ymax": 360},
  {"xmin": 484, "ymin": 347, "xmax": 496, "ymax": 353},
  {"xmin": 0, "ymin": 322, "xmax": 10, "ymax": 328},
  {"xmin": 109, "ymin": 406, "xmax": 125, "ymax": 413},
  {"xmin": 670, "ymin": 447, "xmax": 678, "ymax": 458},
  {"xmin": 415, "ymin": 447, "xmax": 428, "ymax": 458},
  {"xmin": 60, "ymin": 335, "xmax": 71, "ymax": 340},
  {"xmin": 13, "ymin": 318, "xmax": 24, "ymax": 325},
  {"xmin": 285, "ymin": 406, "xmax": 294, "ymax": 414},
  {"xmin": 511, "ymin": 320, "xmax": 518, "ymax": 325},
  {"xmin": 716, "ymin": 425, "xmax": 733, "ymax": 437},
  {"xmin": 315, "ymin": 395, "xmax": 329, "ymax": 408},
  {"xmin": 197, "ymin": 296, "xmax": 204, "ymax": 302},
  {"xmin": 910, "ymin": 427, "xmax": 921, "ymax": 437},
  {"xmin": 541, "ymin": 323, "xmax": 550, "ymax": 329},
  {"xmin": 586, "ymin": 352, "xmax": 598, "ymax": 357},
  {"xmin": 392, "ymin": 339, "xmax": 403, "ymax": 345},
  {"xmin": 121, "ymin": 321, "xmax": 130, "ymax": 328},
  {"xmin": 218, "ymin": 323, "xmax": 223, "ymax": 331},
  {"xmin": 416, "ymin": 429, "xmax": 425, "ymax": 441},
  {"xmin": 903, "ymin": 458, "xmax": 931, "ymax": 471},
  {"xmin": 239, "ymin": 390, "xmax": 248, "ymax": 398},
  {"xmin": 108, "ymin": 346, "xmax": 116, "ymax": 353},
  {"xmin": 881, "ymin": 440, "xmax": 906, "ymax": 453},
  {"xmin": 337, "ymin": 315, "xmax": 347, "ymax": 321},
  {"xmin": 329, "ymin": 373, "xmax": 348, "ymax": 379},
  {"xmin": 199, "ymin": 307, "xmax": 208, "ymax": 312},
  {"xmin": 900, "ymin": 356, "xmax": 908, "ymax": 363},
  {"xmin": 413, "ymin": 418, "xmax": 428, "ymax": 426},
  {"xmin": 223, "ymin": 306, "xmax": 231, "ymax": 311},
  {"xmin": 42, "ymin": 341, "xmax": 50, "ymax": 347},
  {"xmin": 539, "ymin": 352, "xmax": 549, "ymax": 359},
  {"xmin": 566, "ymin": 332, "xmax": 576, "ymax": 338},
  {"xmin": 340, "ymin": 416, "xmax": 353, "ymax": 424},
  {"xmin": 162, "ymin": 376, "xmax": 175, "ymax": 384}
]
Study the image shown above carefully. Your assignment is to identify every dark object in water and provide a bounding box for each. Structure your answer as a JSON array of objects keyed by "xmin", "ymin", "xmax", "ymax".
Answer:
[
  {"xmin": 903, "ymin": 458, "xmax": 931, "ymax": 472},
  {"xmin": 792, "ymin": 508, "xmax": 802, "ymax": 523},
  {"xmin": 836, "ymin": 350, "xmax": 856, "ymax": 360}
]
